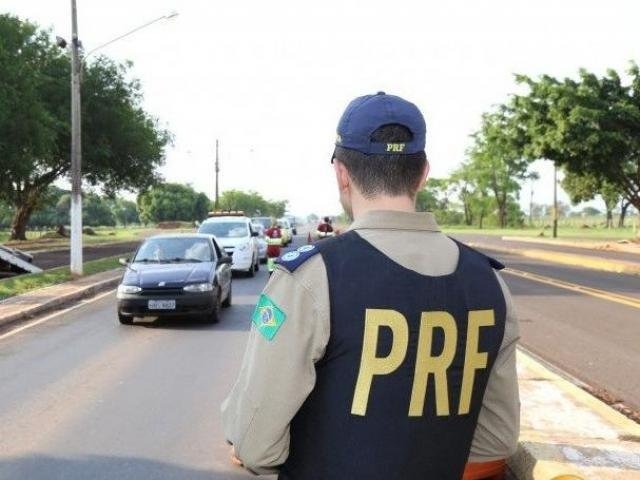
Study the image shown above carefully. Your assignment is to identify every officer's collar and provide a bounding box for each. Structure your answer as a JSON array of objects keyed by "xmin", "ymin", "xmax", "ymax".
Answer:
[{"xmin": 348, "ymin": 210, "xmax": 441, "ymax": 232}]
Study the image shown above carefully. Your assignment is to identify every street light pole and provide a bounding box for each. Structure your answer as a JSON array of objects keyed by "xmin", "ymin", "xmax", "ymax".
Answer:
[
  {"xmin": 215, "ymin": 139, "xmax": 220, "ymax": 209},
  {"xmin": 552, "ymin": 163, "xmax": 558, "ymax": 239},
  {"xmin": 64, "ymin": 5, "xmax": 178, "ymax": 275},
  {"xmin": 70, "ymin": 0, "xmax": 83, "ymax": 275}
]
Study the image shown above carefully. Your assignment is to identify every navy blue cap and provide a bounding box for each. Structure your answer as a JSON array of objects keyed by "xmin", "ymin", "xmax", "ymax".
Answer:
[{"xmin": 334, "ymin": 92, "xmax": 426, "ymax": 155}]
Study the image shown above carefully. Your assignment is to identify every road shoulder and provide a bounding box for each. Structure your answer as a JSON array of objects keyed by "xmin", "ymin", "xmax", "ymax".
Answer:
[
  {"xmin": 512, "ymin": 350, "xmax": 640, "ymax": 480},
  {"xmin": 0, "ymin": 268, "xmax": 122, "ymax": 332}
]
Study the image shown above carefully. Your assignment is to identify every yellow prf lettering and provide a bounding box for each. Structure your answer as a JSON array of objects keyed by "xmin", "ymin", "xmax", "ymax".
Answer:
[
  {"xmin": 458, "ymin": 310, "xmax": 495, "ymax": 415},
  {"xmin": 386, "ymin": 143, "xmax": 406, "ymax": 152},
  {"xmin": 351, "ymin": 309, "xmax": 408, "ymax": 416},
  {"xmin": 409, "ymin": 312, "xmax": 457, "ymax": 417}
]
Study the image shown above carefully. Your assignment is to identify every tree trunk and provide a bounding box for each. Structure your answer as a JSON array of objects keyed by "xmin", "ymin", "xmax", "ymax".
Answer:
[
  {"xmin": 10, "ymin": 201, "xmax": 36, "ymax": 240},
  {"xmin": 463, "ymin": 199, "xmax": 473, "ymax": 226},
  {"xmin": 497, "ymin": 203, "xmax": 507, "ymax": 228},
  {"xmin": 605, "ymin": 209, "xmax": 613, "ymax": 229},
  {"xmin": 479, "ymin": 213, "xmax": 485, "ymax": 230},
  {"xmin": 618, "ymin": 200, "xmax": 630, "ymax": 228}
]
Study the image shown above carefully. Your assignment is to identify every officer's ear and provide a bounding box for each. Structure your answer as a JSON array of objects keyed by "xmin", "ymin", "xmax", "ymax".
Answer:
[
  {"xmin": 419, "ymin": 159, "xmax": 430, "ymax": 190},
  {"xmin": 333, "ymin": 159, "xmax": 351, "ymax": 194}
]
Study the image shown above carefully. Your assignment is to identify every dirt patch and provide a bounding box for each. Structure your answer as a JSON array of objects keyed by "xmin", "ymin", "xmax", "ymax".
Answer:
[{"xmin": 32, "ymin": 241, "xmax": 140, "ymax": 270}]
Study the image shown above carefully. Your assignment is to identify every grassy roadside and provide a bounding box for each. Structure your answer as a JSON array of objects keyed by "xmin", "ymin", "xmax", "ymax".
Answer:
[
  {"xmin": 1, "ymin": 227, "xmax": 194, "ymax": 251},
  {"xmin": 0, "ymin": 254, "xmax": 128, "ymax": 301}
]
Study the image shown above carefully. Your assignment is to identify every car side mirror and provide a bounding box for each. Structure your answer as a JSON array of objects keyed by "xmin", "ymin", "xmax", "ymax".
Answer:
[
  {"xmin": 251, "ymin": 231, "xmax": 259, "ymax": 237},
  {"xmin": 119, "ymin": 257, "xmax": 129, "ymax": 266},
  {"xmin": 218, "ymin": 256, "xmax": 233, "ymax": 265}
]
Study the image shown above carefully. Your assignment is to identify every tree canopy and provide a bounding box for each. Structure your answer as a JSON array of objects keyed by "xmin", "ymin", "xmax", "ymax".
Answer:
[
  {"xmin": 0, "ymin": 14, "xmax": 171, "ymax": 239},
  {"xmin": 510, "ymin": 65, "xmax": 640, "ymax": 213},
  {"xmin": 218, "ymin": 190, "xmax": 287, "ymax": 217},
  {"xmin": 137, "ymin": 183, "xmax": 210, "ymax": 224}
]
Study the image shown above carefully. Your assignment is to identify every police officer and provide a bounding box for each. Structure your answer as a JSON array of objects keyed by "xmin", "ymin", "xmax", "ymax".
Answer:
[
  {"xmin": 264, "ymin": 219, "xmax": 284, "ymax": 274},
  {"xmin": 221, "ymin": 92, "xmax": 520, "ymax": 479}
]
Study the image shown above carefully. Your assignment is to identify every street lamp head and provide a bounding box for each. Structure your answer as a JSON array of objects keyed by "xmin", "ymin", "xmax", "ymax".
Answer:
[
  {"xmin": 165, "ymin": 11, "xmax": 179, "ymax": 20},
  {"xmin": 56, "ymin": 36, "xmax": 68, "ymax": 49}
]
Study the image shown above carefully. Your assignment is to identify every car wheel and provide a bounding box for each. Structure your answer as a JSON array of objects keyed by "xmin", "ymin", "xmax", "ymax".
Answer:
[
  {"xmin": 254, "ymin": 257, "xmax": 260, "ymax": 272},
  {"xmin": 246, "ymin": 258, "xmax": 256, "ymax": 277},
  {"xmin": 118, "ymin": 312, "xmax": 133, "ymax": 325},
  {"xmin": 222, "ymin": 283, "xmax": 232, "ymax": 308},
  {"xmin": 208, "ymin": 288, "xmax": 222, "ymax": 323}
]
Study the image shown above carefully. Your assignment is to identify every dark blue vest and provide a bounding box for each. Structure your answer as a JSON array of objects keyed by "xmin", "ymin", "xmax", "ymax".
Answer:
[{"xmin": 279, "ymin": 232, "xmax": 506, "ymax": 480}]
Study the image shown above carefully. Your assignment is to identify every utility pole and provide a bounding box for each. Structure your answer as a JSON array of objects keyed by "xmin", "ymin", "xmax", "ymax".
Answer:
[
  {"xmin": 215, "ymin": 139, "xmax": 220, "ymax": 209},
  {"xmin": 552, "ymin": 163, "xmax": 558, "ymax": 238},
  {"xmin": 529, "ymin": 182, "xmax": 534, "ymax": 227},
  {"xmin": 70, "ymin": 0, "xmax": 83, "ymax": 275}
]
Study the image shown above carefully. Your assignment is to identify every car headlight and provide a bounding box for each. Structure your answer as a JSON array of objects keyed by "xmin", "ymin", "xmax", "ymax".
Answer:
[
  {"xmin": 117, "ymin": 284, "xmax": 141, "ymax": 295},
  {"xmin": 184, "ymin": 282, "xmax": 213, "ymax": 293}
]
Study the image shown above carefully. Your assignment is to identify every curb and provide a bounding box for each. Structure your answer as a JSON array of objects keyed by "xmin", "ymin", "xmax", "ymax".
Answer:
[
  {"xmin": 510, "ymin": 350, "xmax": 640, "ymax": 479},
  {"xmin": 0, "ymin": 271, "xmax": 122, "ymax": 331},
  {"xmin": 467, "ymin": 242, "xmax": 640, "ymax": 276}
]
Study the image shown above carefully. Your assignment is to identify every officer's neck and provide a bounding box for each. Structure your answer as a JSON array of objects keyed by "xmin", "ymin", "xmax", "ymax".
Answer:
[{"xmin": 351, "ymin": 194, "xmax": 415, "ymax": 219}]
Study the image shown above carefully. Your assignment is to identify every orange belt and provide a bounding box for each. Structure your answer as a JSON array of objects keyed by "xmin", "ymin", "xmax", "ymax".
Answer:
[{"xmin": 462, "ymin": 460, "xmax": 506, "ymax": 480}]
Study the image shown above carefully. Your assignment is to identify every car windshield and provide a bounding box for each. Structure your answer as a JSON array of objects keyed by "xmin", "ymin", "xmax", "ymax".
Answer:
[
  {"xmin": 252, "ymin": 217, "xmax": 271, "ymax": 229},
  {"xmin": 199, "ymin": 221, "xmax": 248, "ymax": 238},
  {"xmin": 134, "ymin": 237, "xmax": 212, "ymax": 263}
]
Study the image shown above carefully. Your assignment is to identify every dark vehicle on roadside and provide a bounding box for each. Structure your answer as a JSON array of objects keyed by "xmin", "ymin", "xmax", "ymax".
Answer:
[{"xmin": 116, "ymin": 234, "xmax": 232, "ymax": 325}]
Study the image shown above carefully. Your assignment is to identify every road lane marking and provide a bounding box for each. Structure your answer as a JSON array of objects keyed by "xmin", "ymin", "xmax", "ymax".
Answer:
[
  {"xmin": 503, "ymin": 268, "xmax": 640, "ymax": 310},
  {"xmin": 0, "ymin": 289, "xmax": 116, "ymax": 341}
]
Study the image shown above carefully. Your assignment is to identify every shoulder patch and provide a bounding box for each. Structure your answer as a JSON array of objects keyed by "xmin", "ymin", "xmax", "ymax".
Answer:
[
  {"xmin": 276, "ymin": 244, "xmax": 320, "ymax": 272},
  {"xmin": 252, "ymin": 294, "xmax": 286, "ymax": 341}
]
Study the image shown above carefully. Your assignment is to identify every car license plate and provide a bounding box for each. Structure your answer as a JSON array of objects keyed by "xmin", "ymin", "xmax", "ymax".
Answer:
[{"xmin": 148, "ymin": 299, "xmax": 176, "ymax": 310}]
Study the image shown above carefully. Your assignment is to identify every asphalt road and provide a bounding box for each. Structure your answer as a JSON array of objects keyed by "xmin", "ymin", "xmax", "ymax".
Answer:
[
  {"xmin": 474, "ymin": 248, "xmax": 640, "ymax": 413},
  {"xmin": 454, "ymin": 233, "xmax": 640, "ymax": 263},
  {"xmin": 1, "ymin": 234, "xmax": 639, "ymax": 479}
]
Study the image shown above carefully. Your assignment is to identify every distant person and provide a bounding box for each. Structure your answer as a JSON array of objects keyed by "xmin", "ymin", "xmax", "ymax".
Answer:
[
  {"xmin": 222, "ymin": 92, "xmax": 519, "ymax": 479},
  {"xmin": 264, "ymin": 220, "xmax": 283, "ymax": 274},
  {"xmin": 315, "ymin": 216, "xmax": 335, "ymax": 239}
]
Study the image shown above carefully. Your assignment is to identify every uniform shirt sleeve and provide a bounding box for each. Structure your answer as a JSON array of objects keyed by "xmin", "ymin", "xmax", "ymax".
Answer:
[
  {"xmin": 468, "ymin": 271, "xmax": 521, "ymax": 462},
  {"xmin": 220, "ymin": 264, "xmax": 330, "ymax": 475}
]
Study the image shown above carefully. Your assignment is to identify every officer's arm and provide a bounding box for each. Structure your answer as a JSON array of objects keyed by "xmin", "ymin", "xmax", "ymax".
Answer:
[
  {"xmin": 468, "ymin": 272, "xmax": 520, "ymax": 462},
  {"xmin": 221, "ymin": 266, "xmax": 329, "ymax": 475}
]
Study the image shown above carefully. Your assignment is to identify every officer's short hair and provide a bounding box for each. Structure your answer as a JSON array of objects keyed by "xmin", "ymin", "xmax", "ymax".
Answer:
[{"xmin": 333, "ymin": 124, "xmax": 427, "ymax": 198}]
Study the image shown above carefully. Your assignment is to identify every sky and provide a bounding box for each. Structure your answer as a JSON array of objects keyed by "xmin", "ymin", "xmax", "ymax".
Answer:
[{"xmin": 4, "ymin": 0, "xmax": 640, "ymax": 217}]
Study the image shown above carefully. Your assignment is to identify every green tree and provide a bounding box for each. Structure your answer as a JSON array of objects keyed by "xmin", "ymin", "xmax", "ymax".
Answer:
[
  {"xmin": 561, "ymin": 171, "xmax": 623, "ymax": 228},
  {"xmin": 582, "ymin": 206, "xmax": 601, "ymax": 217},
  {"xmin": 82, "ymin": 193, "xmax": 116, "ymax": 227},
  {"xmin": 27, "ymin": 186, "xmax": 69, "ymax": 227},
  {"xmin": 110, "ymin": 198, "xmax": 139, "ymax": 226},
  {"xmin": 218, "ymin": 190, "xmax": 287, "ymax": 217},
  {"xmin": 511, "ymin": 65, "xmax": 640, "ymax": 217},
  {"xmin": 468, "ymin": 110, "xmax": 534, "ymax": 227},
  {"xmin": 137, "ymin": 183, "xmax": 210, "ymax": 223},
  {"xmin": 0, "ymin": 15, "xmax": 170, "ymax": 240}
]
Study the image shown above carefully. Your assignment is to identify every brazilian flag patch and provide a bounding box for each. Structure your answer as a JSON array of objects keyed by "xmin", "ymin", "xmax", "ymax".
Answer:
[{"xmin": 252, "ymin": 294, "xmax": 287, "ymax": 341}]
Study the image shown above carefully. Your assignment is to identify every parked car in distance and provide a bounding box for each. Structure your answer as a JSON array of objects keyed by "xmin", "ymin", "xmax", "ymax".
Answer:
[
  {"xmin": 198, "ymin": 212, "xmax": 260, "ymax": 276},
  {"xmin": 285, "ymin": 215, "xmax": 298, "ymax": 235},
  {"xmin": 252, "ymin": 216, "xmax": 272, "ymax": 230},
  {"xmin": 116, "ymin": 234, "xmax": 232, "ymax": 325},
  {"xmin": 252, "ymin": 223, "xmax": 268, "ymax": 263}
]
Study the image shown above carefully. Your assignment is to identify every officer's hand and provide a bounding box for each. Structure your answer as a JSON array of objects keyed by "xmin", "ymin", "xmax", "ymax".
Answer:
[{"xmin": 230, "ymin": 446, "xmax": 243, "ymax": 467}]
